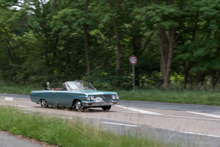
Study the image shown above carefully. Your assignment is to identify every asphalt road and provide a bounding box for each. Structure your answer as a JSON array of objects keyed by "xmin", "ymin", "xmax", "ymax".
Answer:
[
  {"xmin": 0, "ymin": 131, "xmax": 41, "ymax": 147},
  {"xmin": 1, "ymin": 93, "xmax": 220, "ymax": 147},
  {"xmin": 1, "ymin": 93, "xmax": 220, "ymax": 114}
]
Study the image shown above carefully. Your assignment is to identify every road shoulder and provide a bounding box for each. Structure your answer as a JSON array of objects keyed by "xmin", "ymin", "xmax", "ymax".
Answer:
[{"xmin": 0, "ymin": 130, "xmax": 57, "ymax": 147}]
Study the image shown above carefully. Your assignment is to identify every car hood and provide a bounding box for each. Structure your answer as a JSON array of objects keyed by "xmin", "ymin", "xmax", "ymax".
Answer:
[
  {"xmin": 30, "ymin": 90, "xmax": 118, "ymax": 95},
  {"xmin": 70, "ymin": 90, "xmax": 117, "ymax": 95}
]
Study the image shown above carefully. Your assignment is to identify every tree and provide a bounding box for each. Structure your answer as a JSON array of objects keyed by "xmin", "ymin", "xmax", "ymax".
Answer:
[
  {"xmin": 176, "ymin": 0, "xmax": 220, "ymax": 89},
  {"xmin": 136, "ymin": 0, "xmax": 206, "ymax": 88}
]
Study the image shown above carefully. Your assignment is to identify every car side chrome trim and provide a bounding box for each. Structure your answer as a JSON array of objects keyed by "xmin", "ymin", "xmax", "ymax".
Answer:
[{"xmin": 67, "ymin": 94, "xmax": 74, "ymax": 96}]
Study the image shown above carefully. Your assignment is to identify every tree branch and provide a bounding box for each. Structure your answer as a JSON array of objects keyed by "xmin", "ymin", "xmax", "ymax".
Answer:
[
  {"xmin": 141, "ymin": 30, "xmax": 156, "ymax": 54},
  {"xmin": 92, "ymin": 19, "xmax": 114, "ymax": 37},
  {"xmin": 28, "ymin": 25, "xmax": 47, "ymax": 44},
  {"xmin": 175, "ymin": 17, "xmax": 199, "ymax": 42}
]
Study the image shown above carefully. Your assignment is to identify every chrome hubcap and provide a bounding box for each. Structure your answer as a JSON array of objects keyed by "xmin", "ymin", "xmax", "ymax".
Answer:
[
  {"xmin": 75, "ymin": 101, "xmax": 81, "ymax": 110},
  {"xmin": 41, "ymin": 100, "xmax": 46, "ymax": 106}
]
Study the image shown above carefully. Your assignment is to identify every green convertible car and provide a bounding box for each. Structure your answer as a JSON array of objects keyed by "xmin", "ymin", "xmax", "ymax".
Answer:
[{"xmin": 30, "ymin": 81, "xmax": 119, "ymax": 111}]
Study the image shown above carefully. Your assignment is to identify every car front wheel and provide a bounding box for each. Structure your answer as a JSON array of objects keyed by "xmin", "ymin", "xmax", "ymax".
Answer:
[
  {"xmin": 73, "ymin": 100, "xmax": 82, "ymax": 111},
  {"xmin": 40, "ymin": 99, "xmax": 48, "ymax": 108},
  {"xmin": 102, "ymin": 106, "xmax": 111, "ymax": 111}
]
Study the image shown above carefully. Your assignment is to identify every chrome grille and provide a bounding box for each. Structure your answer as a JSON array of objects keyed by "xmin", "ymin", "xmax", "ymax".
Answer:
[{"xmin": 92, "ymin": 95, "xmax": 112, "ymax": 100}]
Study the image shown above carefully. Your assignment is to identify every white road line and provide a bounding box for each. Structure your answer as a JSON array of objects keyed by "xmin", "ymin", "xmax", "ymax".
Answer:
[
  {"xmin": 116, "ymin": 105, "xmax": 162, "ymax": 115},
  {"xmin": 0, "ymin": 103, "xmax": 29, "ymax": 108},
  {"xmin": 179, "ymin": 131, "xmax": 220, "ymax": 138},
  {"xmin": 162, "ymin": 114, "xmax": 220, "ymax": 121},
  {"xmin": 13, "ymin": 100, "xmax": 32, "ymax": 104},
  {"xmin": 116, "ymin": 105, "xmax": 220, "ymax": 121},
  {"xmin": 5, "ymin": 97, "xmax": 13, "ymax": 101},
  {"xmin": 1, "ymin": 100, "xmax": 33, "ymax": 104},
  {"xmin": 15, "ymin": 105, "xmax": 30, "ymax": 108},
  {"xmin": 101, "ymin": 122, "xmax": 137, "ymax": 127},
  {"xmin": 54, "ymin": 116, "xmax": 73, "ymax": 119},
  {"xmin": 23, "ymin": 111, "xmax": 32, "ymax": 114},
  {"xmin": 187, "ymin": 111, "xmax": 220, "ymax": 119}
]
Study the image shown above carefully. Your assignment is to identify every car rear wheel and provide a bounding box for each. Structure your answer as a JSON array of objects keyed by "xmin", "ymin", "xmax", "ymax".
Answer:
[
  {"xmin": 73, "ymin": 100, "xmax": 82, "ymax": 111},
  {"xmin": 102, "ymin": 106, "xmax": 111, "ymax": 111},
  {"xmin": 40, "ymin": 99, "xmax": 48, "ymax": 108}
]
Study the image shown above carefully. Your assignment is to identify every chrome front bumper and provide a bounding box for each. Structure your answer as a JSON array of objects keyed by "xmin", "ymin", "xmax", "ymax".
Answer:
[{"xmin": 83, "ymin": 101, "xmax": 118, "ymax": 107}]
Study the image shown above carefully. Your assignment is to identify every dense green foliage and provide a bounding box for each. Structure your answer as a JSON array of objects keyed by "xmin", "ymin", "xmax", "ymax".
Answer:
[
  {"xmin": 1, "ymin": 0, "xmax": 220, "ymax": 89},
  {"xmin": 0, "ymin": 106, "xmax": 177, "ymax": 147}
]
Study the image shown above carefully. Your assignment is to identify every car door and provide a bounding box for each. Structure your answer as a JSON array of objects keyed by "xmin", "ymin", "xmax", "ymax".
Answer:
[
  {"xmin": 41, "ymin": 92, "xmax": 54, "ymax": 105},
  {"xmin": 53, "ymin": 91, "xmax": 74, "ymax": 107}
]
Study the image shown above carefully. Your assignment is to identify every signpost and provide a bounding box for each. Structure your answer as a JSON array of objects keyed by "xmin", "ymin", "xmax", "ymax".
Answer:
[{"xmin": 129, "ymin": 56, "xmax": 138, "ymax": 90}]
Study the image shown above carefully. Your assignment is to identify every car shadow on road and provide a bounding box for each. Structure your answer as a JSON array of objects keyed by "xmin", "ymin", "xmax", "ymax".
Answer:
[{"xmin": 32, "ymin": 106, "xmax": 116, "ymax": 113}]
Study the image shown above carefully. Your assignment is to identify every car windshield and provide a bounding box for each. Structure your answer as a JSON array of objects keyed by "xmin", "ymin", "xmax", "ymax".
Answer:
[{"xmin": 65, "ymin": 81, "xmax": 95, "ymax": 90}]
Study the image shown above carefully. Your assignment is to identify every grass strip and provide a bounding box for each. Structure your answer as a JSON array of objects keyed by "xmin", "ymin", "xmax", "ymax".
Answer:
[
  {"xmin": 0, "ymin": 106, "xmax": 176, "ymax": 147},
  {"xmin": 0, "ymin": 82, "xmax": 43, "ymax": 95},
  {"xmin": 117, "ymin": 90, "xmax": 220, "ymax": 105}
]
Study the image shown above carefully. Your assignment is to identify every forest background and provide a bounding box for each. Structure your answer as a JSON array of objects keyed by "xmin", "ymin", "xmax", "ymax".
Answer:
[{"xmin": 1, "ymin": 0, "xmax": 220, "ymax": 90}]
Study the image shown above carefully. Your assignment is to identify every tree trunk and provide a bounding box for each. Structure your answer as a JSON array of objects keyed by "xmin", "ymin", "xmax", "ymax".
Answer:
[
  {"xmin": 83, "ymin": 23, "xmax": 90, "ymax": 77},
  {"xmin": 83, "ymin": 0, "xmax": 90, "ymax": 77},
  {"xmin": 113, "ymin": 18, "xmax": 120, "ymax": 70},
  {"xmin": 109, "ymin": 0, "xmax": 121, "ymax": 70},
  {"xmin": 200, "ymin": 72, "xmax": 206, "ymax": 85},
  {"xmin": 211, "ymin": 71, "xmax": 216, "ymax": 89},
  {"xmin": 183, "ymin": 61, "xmax": 188, "ymax": 89},
  {"xmin": 212, "ymin": 45, "xmax": 220, "ymax": 88},
  {"xmin": 189, "ymin": 74, "xmax": 193, "ymax": 88},
  {"xmin": 184, "ymin": 62, "xmax": 194, "ymax": 89},
  {"xmin": 211, "ymin": 70, "xmax": 220, "ymax": 89},
  {"xmin": 5, "ymin": 42, "xmax": 13, "ymax": 63},
  {"xmin": 184, "ymin": 13, "xmax": 198, "ymax": 89},
  {"xmin": 116, "ymin": 0, "xmax": 121, "ymax": 70},
  {"xmin": 159, "ymin": 27, "xmax": 175, "ymax": 89},
  {"xmin": 195, "ymin": 71, "xmax": 202, "ymax": 86},
  {"xmin": 44, "ymin": 47, "xmax": 49, "ymax": 67},
  {"xmin": 216, "ymin": 70, "xmax": 220, "ymax": 86}
]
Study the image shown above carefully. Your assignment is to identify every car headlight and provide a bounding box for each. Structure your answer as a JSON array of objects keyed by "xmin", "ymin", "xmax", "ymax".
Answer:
[
  {"xmin": 116, "ymin": 95, "xmax": 119, "ymax": 100},
  {"xmin": 90, "ymin": 96, "xmax": 94, "ymax": 100},
  {"xmin": 112, "ymin": 95, "xmax": 116, "ymax": 100},
  {"xmin": 87, "ymin": 96, "xmax": 94, "ymax": 101}
]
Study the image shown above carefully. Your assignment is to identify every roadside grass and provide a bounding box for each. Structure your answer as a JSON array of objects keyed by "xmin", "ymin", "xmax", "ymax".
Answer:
[
  {"xmin": 0, "ymin": 81, "xmax": 43, "ymax": 94},
  {"xmin": 118, "ymin": 90, "xmax": 220, "ymax": 105},
  {"xmin": 0, "ymin": 106, "xmax": 177, "ymax": 147},
  {"xmin": 0, "ymin": 81, "xmax": 220, "ymax": 105}
]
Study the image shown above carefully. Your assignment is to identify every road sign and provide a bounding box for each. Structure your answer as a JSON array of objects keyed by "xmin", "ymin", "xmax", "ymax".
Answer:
[
  {"xmin": 129, "ymin": 56, "xmax": 138, "ymax": 65},
  {"xmin": 129, "ymin": 56, "xmax": 138, "ymax": 90}
]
